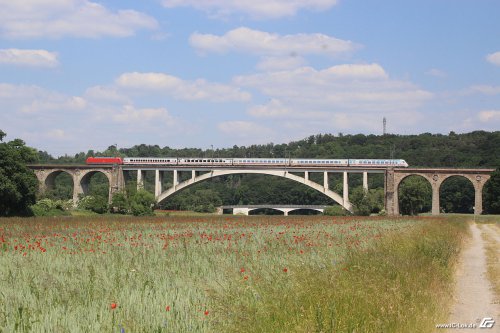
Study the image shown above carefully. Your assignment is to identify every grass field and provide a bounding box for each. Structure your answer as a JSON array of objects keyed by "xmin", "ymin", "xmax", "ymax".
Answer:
[{"xmin": 0, "ymin": 215, "xmax": 467, "ymax": 332}]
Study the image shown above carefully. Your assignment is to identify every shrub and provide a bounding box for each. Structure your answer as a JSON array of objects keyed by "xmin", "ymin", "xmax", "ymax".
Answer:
[
  {"xmin": 110, "ymin": 192, "xmax": 129, "ymax": 214},
  {"xmin": 130, "ymin": 190, "xmax": 155, "ymax": 216},
  {"xmin": 30, "ymin": 198, "xmax": 71, "ymax": 216},
  {"xmin": 323, "ymin": 205, "xmax": 350, "ymax": 216},
  {"xmin": 78, "ymin": 195, "xmax": 108, "ymax": 214}
]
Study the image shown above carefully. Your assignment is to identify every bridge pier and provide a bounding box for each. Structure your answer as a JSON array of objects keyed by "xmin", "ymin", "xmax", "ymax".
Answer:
[
  {"xmin": 136, "ymin": 169, "xmax": 145, "ymax": 190},
  {"xmin": 431, "ymin": 178, "xmax": 441, "ymax": 215},
  {"xmin": 173, "ymin": 170, "xmax": 178, "ymax": 188},
  {"xmin": 343, "ymin": 171, "xmax": 349, "ymax": 207},
  {"xmin": 155, "ymin": 170, "xmax": 163, "ymax": 197}
]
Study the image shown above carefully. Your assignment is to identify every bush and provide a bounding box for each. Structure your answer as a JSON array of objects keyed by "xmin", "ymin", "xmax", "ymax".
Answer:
[
  {"xmin": 323, "ymin": 205, "xmax": 350, "ymax": 216},
  {"xmin": 130, "ymin": 190, "xmax": 155, "ymax": 216},
  {"xmin": 30, "ymin": 198, "xmax": 71, "ymax": 216},
  {"xmin": 110, "ymin": 192, "xmax": 129, "ymax": 214},
  {"xmin": 78, "ymin": 195, "xmax": 108, "ymax": 214}
]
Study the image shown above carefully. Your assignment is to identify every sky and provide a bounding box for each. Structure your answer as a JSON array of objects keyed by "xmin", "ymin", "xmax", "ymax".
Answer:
[{"xmin": 1, "ymin": 0, "xmax": 500, "ymax": 157}]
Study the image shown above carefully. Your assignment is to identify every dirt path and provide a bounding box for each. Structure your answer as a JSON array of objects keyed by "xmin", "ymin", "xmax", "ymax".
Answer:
[{"xmin": 444, "ymin": 223, "xmax": 500, "ymax": 330}]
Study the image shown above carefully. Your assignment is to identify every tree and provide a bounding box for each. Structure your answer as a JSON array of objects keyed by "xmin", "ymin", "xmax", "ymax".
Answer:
[
  {"xmin": 349, "ymin": 187, "xmax": 384, "ymax": 216},
  {"xmin": 484, "ymin": 168, "xmax": 500, "ymax": 214},
  {"xmin": 399, "ymin": 176, "xmax": 432, "ymax": 215},
  {"xmin": 0, "ymin": 131, "xmax": 39, "ymax": 216},
  {"xmin": 111, "ymin": 192, "xmax": 129, "ymax": 214},
  {"xmin": 130, "ymin": 189, "xmax": 156, "ymax": 216},
  {"xmin": 440, "ymin": 177, "xmax": 474, "ymax": 213}
]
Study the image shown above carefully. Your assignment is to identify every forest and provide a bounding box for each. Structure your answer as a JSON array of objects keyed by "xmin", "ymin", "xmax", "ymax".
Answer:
[{"xmin": 32, "ymin": 130, "xmax": 500, "ymax": 215}]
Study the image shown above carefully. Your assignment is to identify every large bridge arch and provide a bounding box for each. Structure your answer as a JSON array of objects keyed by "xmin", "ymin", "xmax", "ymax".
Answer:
[
  {"xmin": 77, "ymin": 170, "xmax": 113, "ymax": 198},
  {"xmin": 156, "ymin": 169, "xmax": 350, "ymax": 211},
  {"xmin": 396, "ymin": 174, "xmax": 432, "ymax": 215},
  {"xmin": 41, "ymin": 169, "xmax": 75, "ymax": 200}
]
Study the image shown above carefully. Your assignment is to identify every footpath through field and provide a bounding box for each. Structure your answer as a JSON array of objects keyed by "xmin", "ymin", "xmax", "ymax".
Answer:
[{"xmin": 442, "ymin": 222, "xmax": 500, "ymax": 332}]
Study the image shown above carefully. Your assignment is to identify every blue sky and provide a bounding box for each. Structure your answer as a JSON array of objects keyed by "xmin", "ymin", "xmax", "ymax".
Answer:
[{"xmin": 1, "ymin": 0, "xmax": 500, "ymax": 156}]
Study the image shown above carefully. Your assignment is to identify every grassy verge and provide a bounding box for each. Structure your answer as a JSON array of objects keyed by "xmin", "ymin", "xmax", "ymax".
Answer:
[
  {"xmin": 480, "ymin": 223, "xmax": 500, "ymax": 306},
  {"xmin": 211, "ymin": 218, "xmax": 468, "ymax": 333}
]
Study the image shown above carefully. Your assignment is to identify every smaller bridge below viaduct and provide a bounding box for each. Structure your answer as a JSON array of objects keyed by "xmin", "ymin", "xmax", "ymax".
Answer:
[{"xmin": 219, "ymin": 205, "xmax": 326, "ymax": 216}]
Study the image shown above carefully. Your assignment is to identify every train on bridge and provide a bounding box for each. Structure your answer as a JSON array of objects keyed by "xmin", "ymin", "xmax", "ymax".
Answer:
[{"xmin": 86, "ymin": 157, "xmax": 409, "ymax": 168}]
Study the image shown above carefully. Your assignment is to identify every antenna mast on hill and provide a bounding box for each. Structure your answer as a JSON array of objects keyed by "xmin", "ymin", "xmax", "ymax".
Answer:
[{"xmin": 383, "ymin": 117, "xmax": 387, "ymax": 135}]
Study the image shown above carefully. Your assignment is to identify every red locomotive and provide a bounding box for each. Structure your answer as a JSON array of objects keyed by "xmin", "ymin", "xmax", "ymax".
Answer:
[{"xmin": 85, "ymin": 157, "xmax": 123, "ymax": 164}]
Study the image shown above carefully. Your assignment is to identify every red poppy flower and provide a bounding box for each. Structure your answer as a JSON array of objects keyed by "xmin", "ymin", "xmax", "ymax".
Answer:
[
  {"xmin": 111, "ymin": 303, "xmax": 117, "ymax": 309},
  {"xmin": 283, "ymin": 268, "xmax": 288, "ymax": 273},
  {"xmin": 204, "ymin": 310, "xmax": 209, "ymax": 316},
  {"xmin": 166, "ymin": 305, "xmax": 171, "ymax": 311},
  {"xmin": 240, "ymin": 268, "xmax": 245, "ymax": 273}
]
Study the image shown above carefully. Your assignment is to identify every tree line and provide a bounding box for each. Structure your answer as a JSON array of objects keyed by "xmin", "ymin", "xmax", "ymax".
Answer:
[{"xmin": 1, "ymin": 129, "xmax": 500, "ymax": 216}]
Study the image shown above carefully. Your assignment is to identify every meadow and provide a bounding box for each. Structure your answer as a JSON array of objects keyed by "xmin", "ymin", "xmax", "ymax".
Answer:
[{"xmin": 0, "ymin": 215, "xmax": 467, "ymax": 332}]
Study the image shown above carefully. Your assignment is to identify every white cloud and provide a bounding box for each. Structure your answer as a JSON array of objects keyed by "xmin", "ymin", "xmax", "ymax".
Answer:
[
  {"xmin": 468, "ymin": 85, "xmax": 500, "ymax": 95},
  {"xmin": 0, "ymin": 0, "xmax": 158, "ymax": 39},
  {"xmin": 113, "ymin": 105, "xmax": 175, "ymax": 125},
  {"xmin": 425, "ymin": 68, "xmax": 446, "ymax": 78},
  {"xmin": 0, "ymin": 82, "xmax": 186, "ymax": 154},
  {"xmin": 21, "ymin": 96, "xmax": 86, "ymax": 114},
  {"xmin": 46, "ymin": 129, "xmax": 67, "ymax": 139},
  {"xmin": 486, "ymin": 51, "xmax": 500, "ymax": 66},
  {"xmin": 0, "ymin": 83, "xmax": 85, "ymax": 113},
  {"xmin": 190, "ymin": 27, "xmax": 357, "ymax": 57},
  {"xmin": 0, "ymin": 83, "xmax": 45, "ymax": 99},
  {"xmin": 217, "ymin": 120, "xmax": 274, "ymax": 139},
  {"xmin": 322, "ymin": 63, "xmax": 388, "ymax": 79},
  {"xmin": 162, "ymin": 0, "xmax": 338, "ymax": 19},
  {"xmin": 248, "ymin": 99, "xmax": 291, "ymax": 118},
  {"xmin": 116, "ymin": 72, "xmax": 251, "ymax": 102},
  {"xmin": 256, "ymin": 56, "xmax": 306, "ymax": 71},
  {"xmin": 84, "ymin": 85, "xmax": 131, "ymax": 104},
  {"xmin": 235, "ymin": 64, "xmax": 430, "ymax": 114},
  {"xmin": 478, "ymin": 110, "xmax": 500, "ymax": 122},
  {"xmin": 0, "ymin": 49, "xmax": 59, "ymax": 67}
]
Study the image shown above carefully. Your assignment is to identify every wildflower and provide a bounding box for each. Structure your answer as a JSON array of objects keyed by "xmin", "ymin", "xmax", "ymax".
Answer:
[
  {"xmin": 283, "ymin": 268, "xmax": 288, "ymax": 273},
  {"xmin": 243, "ymin": 275, "xmax": 249, "ymax": 281},
  {"xmin": 166, "ymin": 305, "xmax": 171, "ymax": 312},
  {"xmin": 204, "ymin": 310, "xmax": 209, "ymax": 316},
  {"xmin": 111, "ymin": 303, "xmax": 117, "ymax": 309},
  {"xmin": 240, "ymin": 267, "xmax": 245, "ymax": 273}
]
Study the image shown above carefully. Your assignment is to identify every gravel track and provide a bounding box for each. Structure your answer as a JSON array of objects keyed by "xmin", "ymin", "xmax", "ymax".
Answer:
[{"xmin": 443, "ymin": 223, "xmax": 500, "ymax": 331}]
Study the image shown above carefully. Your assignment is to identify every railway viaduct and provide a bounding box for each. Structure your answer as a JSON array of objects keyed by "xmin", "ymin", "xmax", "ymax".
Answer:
[{"xmin": 29, "ymin": 164, "xmax": 494, "ymax": 216}]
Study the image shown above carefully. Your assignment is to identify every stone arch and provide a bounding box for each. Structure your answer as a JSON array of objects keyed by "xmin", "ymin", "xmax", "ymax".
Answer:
[
  {"xmin": 42, "ymin": 169, "xmax": 75, "ymax": 200},
  {"xmin": 396, "ymin": 174, "xmax": 432, "ymax": 215},
  {"xmin": 156, "ymin": 169, "xmax": 350, "ymax": 211},
  {"xmin": 77, "ymin": 170, "xmax": 113, "ymax": 201},
  {"xmin": 439, "ymin": 175, "xmax": 475, "ymax": 214}
]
